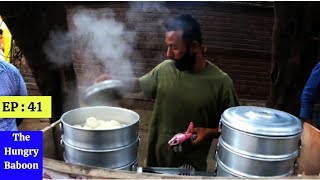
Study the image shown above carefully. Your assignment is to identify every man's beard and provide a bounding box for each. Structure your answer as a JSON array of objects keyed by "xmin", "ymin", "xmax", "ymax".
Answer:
[{"xmin": 173, "ymin": 52, "xmax": 196, "ymax": 71}]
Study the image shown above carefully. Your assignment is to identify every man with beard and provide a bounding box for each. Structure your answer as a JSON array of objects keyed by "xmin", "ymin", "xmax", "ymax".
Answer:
[{"xmin": 96, "ymin": 14, "xmax": 239, "ymax": 171}]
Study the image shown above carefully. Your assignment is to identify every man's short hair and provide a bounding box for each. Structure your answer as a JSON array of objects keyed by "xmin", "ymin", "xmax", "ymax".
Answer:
[
  {"xmin": 0, "ymin": 29, "xmax": 3, "ymax": 35},
  {"xmin": 163, "ymin": 14, "xmax": 202, "ymax": 45}
]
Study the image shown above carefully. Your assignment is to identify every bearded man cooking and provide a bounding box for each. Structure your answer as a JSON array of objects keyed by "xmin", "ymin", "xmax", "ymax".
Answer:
[{"xmin": 96, "ymin": 14, "xmax": 239, "ymax": 171}]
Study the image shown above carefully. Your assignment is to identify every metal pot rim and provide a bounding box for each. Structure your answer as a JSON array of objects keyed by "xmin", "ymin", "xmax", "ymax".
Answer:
[
  {"xmin": 221, "ymin": 106, "xmax": 302, "ymax": 136},
  {"xmin": 221, "ymin": 121, "xmax": 302, "ymax": 138},
  {"xmin": 60, "ymin": 106, "xmax": 140, "ymax": 131}
]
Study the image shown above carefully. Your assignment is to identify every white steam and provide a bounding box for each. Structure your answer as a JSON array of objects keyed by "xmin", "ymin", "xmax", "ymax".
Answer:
[
  {"xmin": 43, "ymin": 2, "xmax": 170, "ymax": 85},
  {"xmin": 127, "ymin": 1, "xmax": 169, "ymax": 15},
  {"xmin": 72, "ymin": 7, "xmax": 136, "ymax": 80},
  {"xmin": 43, "ymin": 29, "xmax": 73, "ymax": 65},
  {"xmin": 127, "ymin": 2, "xmax": 170, "ymax": 37},
  {"xmin": 127, "ymin": 2, "xmax": 170, "ymax": 61}
]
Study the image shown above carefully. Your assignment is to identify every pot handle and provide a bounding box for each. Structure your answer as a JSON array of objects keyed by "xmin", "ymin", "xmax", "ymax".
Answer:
[
  {"xmin": 218, "ymin": 121, "xmax": 222, "ymax": 133},
  {"xmin": 60, "ymin": 135, "xmax": 64, "ymax": 150},
  {"xmin": 213, "ymin": 140, "xmax": 220, "ymax": 161},
  {"xmin": 41, "ymin": 119, "xmax": 61, "ymax": 133},
  {"xmin": 293, "ymin": 137, "xmax": 302, "ymax": 174}
]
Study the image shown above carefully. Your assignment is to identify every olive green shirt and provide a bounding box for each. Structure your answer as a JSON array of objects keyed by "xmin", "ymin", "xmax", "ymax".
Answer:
[{"xmin": 139, "ymin": 60, "xmax": 239, "ymax": 170}]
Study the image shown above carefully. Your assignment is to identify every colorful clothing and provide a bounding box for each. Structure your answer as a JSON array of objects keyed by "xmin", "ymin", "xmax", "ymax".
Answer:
[
  {"xmin": 300, "ymin": 62, "xmax": 320, "ymax": 127},
  {"xmin": 139, "ymin": 60, "xmax": 239, "ymax": 170},
  {"xmin": 0, "ymin": 61, "xmax": 27, "ymax": 130}
]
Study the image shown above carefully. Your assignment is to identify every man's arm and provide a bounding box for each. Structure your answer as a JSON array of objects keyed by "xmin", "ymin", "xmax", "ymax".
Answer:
[
  {"xmin": 95, "ymin": 74, "xmax": 141, "ymax": 93},
  {"xmin": 96, "ymin": 61, "xmax": 164, "ymax": 99},
  {"xmin": 123, "ymin": 78, "xmax": 141, "ymax": 93},
  {"xmin": 300, "ymin": 63, "xmax": 320, "ymax": 124}
]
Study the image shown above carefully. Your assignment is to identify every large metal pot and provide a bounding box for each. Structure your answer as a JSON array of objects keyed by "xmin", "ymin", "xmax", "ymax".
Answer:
[
  {"xmin": 216, "ymin": 106, "xmax": 302, "ymax": 177},
  {"xmin": 216, "ymin": 156, "xmax": 244, "ymax": 178},
  {"xmin": 60, "ymin": 106, "xmax": 140, "ymax": 150},
  {"xmin": 60, "ymin": 106, "xmax": 140, "ymax": 170},
  {"xmin": 63, "ymin": 138, "xmax": 139, "ymax": 169}
]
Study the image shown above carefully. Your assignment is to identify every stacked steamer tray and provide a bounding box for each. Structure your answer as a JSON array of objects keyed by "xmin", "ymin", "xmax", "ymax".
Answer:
[{"xmin": 215, "ymin": 106, "xmax": 302, "ymax": 178}]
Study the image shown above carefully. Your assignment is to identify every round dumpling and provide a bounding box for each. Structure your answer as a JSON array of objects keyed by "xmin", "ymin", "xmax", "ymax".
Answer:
[
  {"xmin": 85, "ymin": 117, "xmax": 100, "ymax": 129},
  {"xmin": 109, "ymin": 120, "xmax": 121, "ymax": 127},
  {"xmin": 76, "ymin": 117, "xmax": 125, "ymax": 130},
  {"xmin": 95, "ymin": 121, "xmax": 111, "ymax": 129}
]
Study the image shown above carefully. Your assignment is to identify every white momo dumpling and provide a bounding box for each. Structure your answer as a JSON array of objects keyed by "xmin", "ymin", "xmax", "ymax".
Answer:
[
  {"xmin": 97, "ymin": 120, "xmax": 107, "ymax": 125},
  {"xmin": 95, "ymin": 121, "xmax": 111, "ymax": 130},
  {"xmin": 74, "ymin": 117, "xmax": 125, "ymax": 130},
  {"xmin": 85, "ymin": 117, "xmax": 100, "ymax": 129},
  {"xmin": 109, "ymin": 120, "xmax": 121, "ymax": 127},
  {"xmin": 96, "ymin": 120, "xmax": 122, "ymax": 129}
]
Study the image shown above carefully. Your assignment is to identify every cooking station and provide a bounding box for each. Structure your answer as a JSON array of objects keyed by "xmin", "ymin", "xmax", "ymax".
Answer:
[
  {"xmin": 42, "ymin": 105, "xmax": 305, "ymax": 178},
  {"xmin": 41, "ymin": 80, "xmax": 314, "ymax": 179}
]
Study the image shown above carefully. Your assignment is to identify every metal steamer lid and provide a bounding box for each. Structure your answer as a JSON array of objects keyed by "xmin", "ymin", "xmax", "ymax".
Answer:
[
  {"xmin": 220, "ymin": 106, "xmax": 302, "ymax": 136},
  {"xmin": 82, "ymin": 79, "xmax": 125, "ymax": 105}
]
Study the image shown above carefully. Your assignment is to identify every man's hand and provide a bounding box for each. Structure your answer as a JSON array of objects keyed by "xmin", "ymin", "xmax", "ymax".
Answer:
[
  {"xmin": 95, "ymin": 74, "xmax": 112, "ymax": 83},
  {"xmin": 188, "ymin": 127, "xmax": 219, "ymax": 145}
]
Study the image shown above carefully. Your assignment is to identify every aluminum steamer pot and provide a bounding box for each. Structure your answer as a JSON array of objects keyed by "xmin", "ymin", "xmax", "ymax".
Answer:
[
  {"xmin": 216, "ymin": 106, "xmax": 302, "ymax": 177},
  {"xmin": 64, "ymin": 154, "xmax": 138, "ymax": 171},
  {"xmin": 60, "ymin": 106, "xmax": 140, "ymax": 150},
  {"xmin": 60, "ymin": 106, "xmax": 140, "ymax": 169},
  {"xmin": 63, "ymin": 138, "xmax": 139, "ymax": 169}
]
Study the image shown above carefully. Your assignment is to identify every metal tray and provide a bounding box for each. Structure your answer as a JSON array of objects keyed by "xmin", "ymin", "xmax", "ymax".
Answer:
[{"xmin": 81, "ymin": 80, "xmax": 125, "ymax": 106}]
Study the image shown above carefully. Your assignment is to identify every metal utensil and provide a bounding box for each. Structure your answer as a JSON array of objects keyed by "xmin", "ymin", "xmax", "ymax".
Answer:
[
  {"xmin": 136, "ymin": 166, "xmax": 194, "ymax": 175},
  {"xmin": 82, "ymin": 79, "xmax": 125, "ymax": 105},
  {"xmin": 41, "ymin": 119, "xmax": 61, "ymax": 132},
  {"xmin": 179, "ymin": 164, "xmax": 195, "ymax": 175},
  {"xmin": 179, "ymin": 164, "xmax": 215, "ymax": 176},
  {"xmin": 136, "ymin": 164, "xmax": 213, "ymax": 176}
]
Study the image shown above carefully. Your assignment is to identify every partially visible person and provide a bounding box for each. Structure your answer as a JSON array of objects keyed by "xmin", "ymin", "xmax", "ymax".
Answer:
[
  {"xmin": 0, "ymin": 29, "xmax": 4, "ymax": 61},
  {"xmin": 0, "ymin": 29, "xmax": 4, "ymax": 52},
  {"xmin": 300, "ymin": 61, "xmax": 320, "ymax": 129},
  {"xmin": 0, "ymin": 60, "xmax": 27, "ymax": 130},
  {"xmin": 96, "ymin": 14, "xmax": 239, "ymax": 170},
  {"xmin": 0, "ymin": 49, "xmax": 4, "ymax": 61}
]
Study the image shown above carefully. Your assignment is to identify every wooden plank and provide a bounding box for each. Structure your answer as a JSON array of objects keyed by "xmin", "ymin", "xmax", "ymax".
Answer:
[
  {"xmin": 43, "ymin": 158, "xmax": 216, "ymax": 179},
  {"xmin": 43, "ymin": 157, "xmax": 320, "ymax": 179},
  {"xmin": 297, "ymin": 123, "xmax": 320, "ymax": 175}
]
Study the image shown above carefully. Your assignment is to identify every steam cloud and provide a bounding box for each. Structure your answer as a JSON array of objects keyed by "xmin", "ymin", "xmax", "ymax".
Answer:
[
  {"xmin": 43, "ymin": 2, "xmax": 170, "ymax": 86},
  {"xmin": 127, "ymin": 2, "xmax": 170, "ymax": 61},
  {"xmin": 72, "ymin": 7, "xmax": 136, "ymax": 81},
  {"xmin": 43, "ymin": 29, "xmax": 73, "ymax": 65}
]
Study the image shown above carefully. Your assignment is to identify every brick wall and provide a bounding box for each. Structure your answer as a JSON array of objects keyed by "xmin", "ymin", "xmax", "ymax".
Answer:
[
  {"xmin": 21, "ymin": 1, "xmax": 274, "ymax": 100},
  {"xmin": 19, "ymin": 57, "xmax": 41, "ymax": 96}
]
